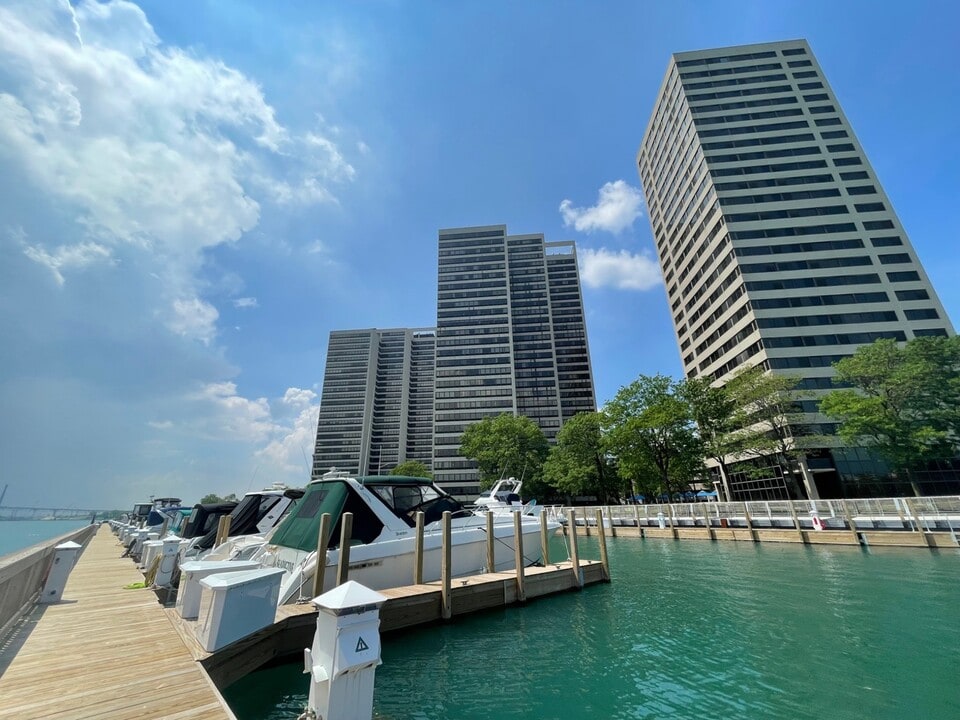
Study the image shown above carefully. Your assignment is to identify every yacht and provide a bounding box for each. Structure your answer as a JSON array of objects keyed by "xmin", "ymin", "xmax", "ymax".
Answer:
[
  {"xmin": 472, "ymin": 478, "xmax": 538, "ymax": 515},
  {"xmin": 250, "ymin": 470, "xmax": 559, "ymax": 604}
]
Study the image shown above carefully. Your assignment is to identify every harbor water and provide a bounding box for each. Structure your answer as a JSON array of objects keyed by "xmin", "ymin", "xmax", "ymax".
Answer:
[
  {"xmin": 225, "ymin": 536, "xmax": 960, "ymax": 719},
  {"xmin": 0, "ymin": 519, "xmax": 89, "ymax": 557}
]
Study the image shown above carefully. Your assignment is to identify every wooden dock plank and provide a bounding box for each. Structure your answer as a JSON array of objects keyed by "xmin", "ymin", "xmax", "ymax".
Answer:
[{"xmin": 0, "ymin": 526, "xmax": 236, "ymax": 720}]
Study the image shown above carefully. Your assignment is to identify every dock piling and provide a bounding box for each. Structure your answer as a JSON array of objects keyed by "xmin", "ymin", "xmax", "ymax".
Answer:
[
  {"xmin": 595, "ymin": 508, "xmax": 610, "ymax": 581},
  {"xmin": 565, "ymin": 508, "xmax": 583, "ymax": 589},
  {"xmin": 486, "ymin": 511, "xmax": 495, "ymax": 573},
  {"xmin": 311, "ymin": 512, "xmax": 332, "ymax": 598},
  {"xmin": 336, "ymin": 512, "xmax": 353, "ymax": 586},
  {"xmin": 513, "ymin": 512, "xmax": 526, "ymax": 602},
  {"xmin": 441, "ymin": 511, "xmax": 452, "ymax": 619},
  {"xmin": 413, "ymin": 511, "xmax": 425, "ymax": 584},
  {"xmin": 539, "ymin": 507, "xmax": 550, "ymax": 565}
]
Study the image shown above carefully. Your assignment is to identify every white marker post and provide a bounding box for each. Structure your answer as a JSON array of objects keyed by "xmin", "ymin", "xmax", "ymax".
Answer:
[{"xmin": 303, "ymin": 581, "xmax": 388, "ymax": 720}]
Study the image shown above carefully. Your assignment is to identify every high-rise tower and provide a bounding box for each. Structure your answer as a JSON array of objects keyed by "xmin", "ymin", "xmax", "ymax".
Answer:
[
  {"xmin": 637, "ymin": 40, "xmax": 954, "ymax": 499},
  {"xmin": 312, "ymin": 328, "xmax": 436, "ymax": 478},
  {"xmin": 432, "ymin": 225, "xmax": 595, "ymax": 496}
]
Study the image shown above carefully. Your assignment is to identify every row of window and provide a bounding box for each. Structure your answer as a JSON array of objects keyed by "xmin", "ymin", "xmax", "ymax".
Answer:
[
  {"xmin": 765, "ymin": 330, "xmax": 907, "ymax": 348},
  {"xmin": 735, "ymin": 238, "xmax": 863, "ymax": 257},
  {"xmin": 757, "ymin": 310, "xmax": 897, "ymax": 328},
  {"xmin": 697, "ymin": 119, "xmax": 809, "ymax": 139},
  {"xmin": 727, "ymin": 204, "xmax": 849, "ymax": 223},
  {"xmin": 752, "ymin": 291, "xmax": 888, "ymax": 309},
  {"xmin": 741, "ymin": 255, "xmax": 871, "ymax": 273},
  {"xmin": 721, "ymin": 187, "xmax": 840, "ymax": 206}
]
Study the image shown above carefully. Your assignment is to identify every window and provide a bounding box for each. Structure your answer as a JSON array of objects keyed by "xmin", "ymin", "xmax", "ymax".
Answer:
[
  {"xmin": 809, "ymin": 105, "xmax": 836, "ymax": 113},
  {"xmin": 840, "ymin": 171, "xmax": 869, "ymax": 180},
  {"xmin": 798, "ymin": 81, "xmax": 824, "ymax": 89},
  {"xmin": 847, "ymin": 185, "xmax": 876, "ymax": 195},
  {"xmin": 783, "ymin": 48, "xmax": 807, "ymax": 56},
  {"xmin": 864, "ymin": 220, "xmax": 894, "ymax": 230},
  {"xmin": 788, "ymin": 60, "xmax": 813, "ymax": 67},
  {"xmin": 834, "ymin": 157, "xmax": 863, "ymax": 166},
  {"xmin": 804, "ymin": 93, "xmax": 830, "ymax": 101},
  {"xmin": 726, "ymin": 204, "xmax": 848, "ymax": 222},
  {"xmin": 896, "ymin": 289, "xmax": 929, "ymax": 301},
  {"xmin": 887, "ymin": 271, "xmax": 920, "ymax": 282},
  {"xmin": 879, "ymin": 253, "xmax": 911, "ymax": 264},
  {"xmin": 821, "ymin": 130, "xmax": 849, "ymax": 139},
  {"xmin": 828, "ymin": 143, "xmax": 855, "ymax": 152},
  {"xmin": 915, "ymin": 329, "xmax": 948, "ymax": 338},
  {"xmin": 794, "ymin": 71, "xmax": 818, "ymax": 78},
  {"xmin": 870, "ymin": 236, "xmax": 903, "ymax": 247},
  {"xmin": 905, "ymin": 308, "xmax": 940, "ymax": 320},
  {"xmin": 815, "ymin": 117, "xmax": 842, "ymax": 126},
  {"xmin": 855, "ymin": 202, "xmax": 886, "ymax": 212}
]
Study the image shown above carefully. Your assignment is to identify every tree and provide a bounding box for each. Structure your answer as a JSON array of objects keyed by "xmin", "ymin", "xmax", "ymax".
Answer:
[
  {"xmin": 390, "ymin": 460, "xmax": 432, "ymax": 478},
  {"xmin": 820, "ymin": 336, "xmax": 960, "ymax": 495},
  {"xmin": 199, "ymin": 493, "xmax": 238, "ymax": 504},
  {"xmin": 459, "ymin": 414, "xmax": 550, "ymax": 495},
  {"xmin": 603, "ymin": 374, "xmax": 705, "ymax": 499},
  {"xmin": 542, "ymin": 412, "xmax": 623, "ymax": 503},
  {"xmin": 679, "ymin": 376, "xmax": 740, "ymax": 500}
]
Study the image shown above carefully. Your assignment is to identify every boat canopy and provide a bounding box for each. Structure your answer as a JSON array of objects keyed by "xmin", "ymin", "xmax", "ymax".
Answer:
[
  {"xmin": 181, "ymin": 502, "xmax": 238, "ymax": 539},
  {"xmin": 193, "ymin": 493, "xmax": 287, "ymax": 551},
  {"xmin": 269, "ymin": 476, "xmax": 464, "ymax": 553}
]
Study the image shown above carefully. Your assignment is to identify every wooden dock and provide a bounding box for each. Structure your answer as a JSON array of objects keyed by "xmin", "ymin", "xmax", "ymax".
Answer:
[
  {"xmin": 1, "ymin": 525, "xmax": 607, "ymax": 716},
  {"xmin": 0, "ymin": 525, "xmax": 236, "ymax": 720},
  {"xmin": 170, "ymin": 559, "xmax": 606, "ymax": 688}
]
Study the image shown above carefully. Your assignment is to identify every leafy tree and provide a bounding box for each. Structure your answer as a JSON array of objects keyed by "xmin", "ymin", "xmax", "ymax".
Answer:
[
  {"xmin": 390, "ymin": 460, "xmax": 432, "ymax": 478},
  {"xmin": 820, "ymin": 336, "xmax": 960, "ymax": 495},
  {"xmin": 459, "ymin": 413, "xmax": 550, "ymax": 495},
  {"xmin": 720, "ymin": 366, "xmax": 813, "ymax": 498},
  {"xmin": 679, "ymin": 376, "xmax": 740, "ymax": 500},
  {"xmin": 542, "ymin": 412, "xmax": 623, "ymax": 503},
  {"xmin": 199, "ymin": 493, "xmax": 238, "ymax": 504},
  {"xmin": 603, "ymin": 374, "xmax": 705, "ymax": 499}
]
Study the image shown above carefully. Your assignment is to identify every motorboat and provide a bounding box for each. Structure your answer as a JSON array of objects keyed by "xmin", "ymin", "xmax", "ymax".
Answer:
[
  {"xmin": 249, "ymin": 470, "xmax": 560, "ymax": 604},
  {"xmin": 472, "ymin": 478, "xmax": 538, "ymax": 515},
  {"xmin": 184, "ymin": 486, "xmax": 303, "ymax": 561}
]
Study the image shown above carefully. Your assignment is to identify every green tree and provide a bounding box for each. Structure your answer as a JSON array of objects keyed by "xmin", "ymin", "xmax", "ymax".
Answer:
[
  {"xmin": 603, "ymin": 374, "xmax": 705, "ymax": 499},
  {"xmin": 542, "ymin": 412, "xmax": 623, "ymax": 503},
  {"xmin": 820, "ymin": 336, "xmax": 960, "ymax": 495},
  {"xmin": 389, "ymin": 460, "xmax": 432, "ymax": 478},
  {"xmin": 459, "ymin": 413, "xmax": 550, "ymax": 495},
  {"xmin": 199, "ymin": 493, "xmax": 238, "ymax": 504}
]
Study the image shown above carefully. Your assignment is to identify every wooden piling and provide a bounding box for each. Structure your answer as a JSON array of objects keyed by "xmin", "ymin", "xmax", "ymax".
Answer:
[
  {"xmin": 701, "ymin": 502, "xmax": 715, "ymax": 541},
  {"xmin": 667, "ymin": 504, "xmax": 678, "ymax": 540},
  {"xmin": 581, "ymin": 507, "xmax": 590, "ymax": 536},
  {"xmin": 485, "ymin": 511, "xmax": 495, "ymax": 573},
  {"xmin": 904, "ymin": 498, "xmax": 933, "ymax": 547},
  {"xmin": 336, "ymin": 512, "xmax": 353, "ymax": 586},
  {"xmin": 595, "ymin": 508, "xmax": 610, "ymax": 581},
  {"xmin": 441, "ymin": 511, "xmax": 452, "ymax": 619},
  {"xmin": 633, "ymin": 504, "xmax": 640, "ymax": 529},
  {"xmin": 605, "ymin": 506, "xmax": 616, "ymax": 537},
  {"xmin": 742, "ymin": 502, "xmax": 757, "ymax": 542},
  {"xmin": 894, "ymin": 498, "xmax": 909, "ymax": 531},
  {"xmin": 413, "ymin": 511, "xmax": 425, "ymax": 584},
  {"xmin": 311, "ymin": 512, "xmax": 332, "ymax": 598},
  {"xmin": 513, "ymin": 512, "xmax": 526, "ymax": 602},
  {"xmin": 159, "ymin": 516, "xmax": 170, "ymax": 539},
  {"xmin": 841, "ymin": 500, "xmax": 860, "ymax": 545},
  {"xmin": 789, "ymin": 501, "xmax": 807, "ymax": 544},
  {"xmin": 214, "ymin": 515, "xmax": 232, "ymax": 548},
  {"xmin": 539, "ymin": 508, "xmax": 550, "ymax": 565},
  {"xmin": 565, "ymin": 508, "xmax": 582, "ymax": 589}
]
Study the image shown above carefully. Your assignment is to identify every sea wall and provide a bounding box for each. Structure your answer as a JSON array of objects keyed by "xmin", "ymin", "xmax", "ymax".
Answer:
[{"xmin": 0, "ymin": 523, "xmax": 98, "ymax": 640}]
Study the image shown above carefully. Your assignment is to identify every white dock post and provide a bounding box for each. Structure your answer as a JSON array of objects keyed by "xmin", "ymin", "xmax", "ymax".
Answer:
[
  {"xmin": 39, "ymin": 541, "xmax": 82, "ymax": 604},
  {"xmin": 302, "ymin": 581, "xmax": 388, "ymax": 720}
]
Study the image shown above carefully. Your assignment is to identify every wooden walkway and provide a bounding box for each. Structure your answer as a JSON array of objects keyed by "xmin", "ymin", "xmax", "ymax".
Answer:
[{"xmin": 0, "ymin": 525, "xmax": 235, "ymax": 720}]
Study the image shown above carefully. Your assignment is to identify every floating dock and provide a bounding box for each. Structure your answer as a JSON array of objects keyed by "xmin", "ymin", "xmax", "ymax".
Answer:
[{"xmin": 0, "ymin": 525, "xmax": 605, "ymax": 718}]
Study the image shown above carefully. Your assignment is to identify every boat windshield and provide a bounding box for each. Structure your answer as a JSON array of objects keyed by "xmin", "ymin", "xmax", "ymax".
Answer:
[{"xmin": 366, "ymin": 482, "xmax": 463, "ymax": 526}]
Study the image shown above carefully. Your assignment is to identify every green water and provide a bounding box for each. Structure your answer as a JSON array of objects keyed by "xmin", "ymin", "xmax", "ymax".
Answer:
[{"xmin": 224, "ymin": 537, "xmax": 960, "ymax": 719}]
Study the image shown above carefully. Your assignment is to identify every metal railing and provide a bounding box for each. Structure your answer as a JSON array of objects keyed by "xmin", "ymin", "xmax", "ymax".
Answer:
[{"xmin": 548, "ymin": 495, "xmax": 960, "ymax": 533}]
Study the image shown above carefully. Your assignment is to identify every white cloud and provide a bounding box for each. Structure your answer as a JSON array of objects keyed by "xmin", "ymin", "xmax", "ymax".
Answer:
[
  {"xmin": 169, "ymin": 297, "xmax": 219, "ymax": 345},
  {"xmin": 191, "ymin": 381, "xmax": 277, "ymax": 442},
  {"xmin": 233, "ymin": 297, "xmax": 258, "ymax": 309},
  {"xmin": 579, "ymin": 248, "xmax": 662, "ymax": 291},
  {"xmin": 256, "ymin": 388, "xmax": 320, "ymax": 475},
  {"xmin": 22, "ymin": 239, "xmax": 113, "ymax": 286},
  {"xmin": 0, "ymin": 0, "xmax": 358, "ymax": 333},
  {"xmin": 560, "ymin": 180, "xmax": 644, "ymax": 234},
  {"xmin": 148, "ymin": 420, "xmax": 173, "ymax": 429}
]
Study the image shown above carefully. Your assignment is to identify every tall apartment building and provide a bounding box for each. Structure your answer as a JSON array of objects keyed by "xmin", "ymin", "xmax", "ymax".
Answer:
[
  {"xmin": 312, "ymin": 328, "xmax": 436, "ymax": 478},
  {"xmin": 433, "ymin": 225, "xmax": 595, "ymax": 496},
  {"xmin": 637, "ymin": 40, "xmax": 954, "ymax": 499}
]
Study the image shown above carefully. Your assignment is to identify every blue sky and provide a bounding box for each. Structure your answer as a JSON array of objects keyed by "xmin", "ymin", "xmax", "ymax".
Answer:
[{"xmin": 1, "ymin": 1, "xmax": 958, "ymax": 510}]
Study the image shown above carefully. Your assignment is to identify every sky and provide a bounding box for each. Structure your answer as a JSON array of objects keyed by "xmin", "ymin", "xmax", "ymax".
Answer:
[{"xmin": 1, "ymin": 1, "xmax": 958, "ymax": 511}]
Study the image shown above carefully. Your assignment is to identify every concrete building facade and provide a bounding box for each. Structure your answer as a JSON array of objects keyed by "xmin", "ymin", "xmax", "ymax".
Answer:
[
  {"xmin": 312, "ymin": 328, "xmax": 436, "ymax": 478},
  {"xmin": 432, "ymin": 225, "xmax": 595, "ymax": 496},
  {"xmin": 637, "ymin": 39, "xmax": 954, "ymax": 499}
]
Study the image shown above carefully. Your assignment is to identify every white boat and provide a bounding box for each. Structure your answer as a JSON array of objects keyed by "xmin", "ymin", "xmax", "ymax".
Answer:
[
  {"xmin": 181, "ymin": 485, "xmax": 300, "ymax": 561},
  {"xmin": 472, "ymin": 478, "xmax": 538, "ymax": 515},
  {"xmin": 249, "ymin": 470, "xmax": 560, "ymax": 604}
]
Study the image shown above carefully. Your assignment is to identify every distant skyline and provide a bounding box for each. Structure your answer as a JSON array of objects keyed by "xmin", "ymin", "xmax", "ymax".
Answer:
[{"xmin": 1, "ymin": 1, "xmax": 958, "ymax": 509}]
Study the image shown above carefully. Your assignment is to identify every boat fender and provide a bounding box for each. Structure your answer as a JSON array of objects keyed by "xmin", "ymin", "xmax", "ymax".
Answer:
[{"xmin": 811, "ymin": 514, "xmax": 825, "ymax": 531}]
